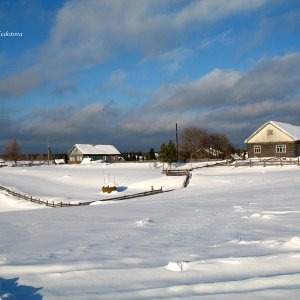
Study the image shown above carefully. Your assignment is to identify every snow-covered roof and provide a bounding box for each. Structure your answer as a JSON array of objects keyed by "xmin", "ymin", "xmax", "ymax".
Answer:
[
  {"xmin": 271, "ymin": 121, "xmax": 300, "ymax": 140},
  {"xmin": 245, "ymin": 120, "xmax": 300, "ymax": 143},
  {"xmin": 73, "ymin": 144, "xmax": 120, "ymax": 155}
]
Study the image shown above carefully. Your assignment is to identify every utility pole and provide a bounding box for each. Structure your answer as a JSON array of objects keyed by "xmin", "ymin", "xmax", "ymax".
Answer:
[
  {"xmin": 47, "ymin": 140, "xmax": 50, "ymax": 166},
  {"xmin": 176, "ymin": 123, "xmax": 179, "ymax": 162}
]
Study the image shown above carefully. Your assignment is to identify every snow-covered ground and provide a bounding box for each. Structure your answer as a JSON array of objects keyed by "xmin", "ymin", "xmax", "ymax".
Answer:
[
  {"xmin": 0, "ymin": 162, "xmax": 186, "ymax": 206},
  {"xmin": 0, "ymin": 162, "xmax": 300, "ymax": 299}
]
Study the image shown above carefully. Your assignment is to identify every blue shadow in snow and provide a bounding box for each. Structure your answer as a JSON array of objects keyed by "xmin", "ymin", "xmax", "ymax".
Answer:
[
  {"xmin": 0, "ymin": 277, "xmax": 42, "ymax": 300},
  {"xmin": 117, "ymin": 186, "xmax": 128, "ymax": 192}
]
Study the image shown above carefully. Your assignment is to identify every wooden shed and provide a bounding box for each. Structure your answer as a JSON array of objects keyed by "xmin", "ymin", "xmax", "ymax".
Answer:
[
  {"xmin": 244, "ymin": 121, "xmax": 300, "ymax": 158},
  {"xmin": 68, "ymin": 144, "xmax": 121, "ymax": 163}
]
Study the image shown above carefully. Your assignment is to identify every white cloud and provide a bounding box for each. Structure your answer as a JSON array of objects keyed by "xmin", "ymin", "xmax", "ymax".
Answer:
[
  {"xmin": 173, "ymin": 0, "xmax": 270, "ymax": 28},
  {"xmin": 199, "ymin": 31, "xmax": 231, "ymax": 50},
  {"xmin": 151, "ymin": 47, "xmax": 194, "ymax": 73},
  {"xmin": 151, "ymin": 68, "xmax": 241, "ymax": 111},
  {"xmin": 151, "ymin": 52, "xmax": 300, "ymax": 112},
  {"xmin": 0, "ymin": 0, "xmax": 271, "ymax": 98},
  {"xmin": 22, "ymin": 50, "xmax": 299, "ymax": 148},
  {"xmin": 234, "ymin": 52, "xmax": 300, "ymax": 101}
]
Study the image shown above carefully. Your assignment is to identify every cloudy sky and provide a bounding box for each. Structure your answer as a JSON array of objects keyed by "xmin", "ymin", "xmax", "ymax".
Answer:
[{"xmin": 1, "ymin": 0, "xmax": 300, "ymax": 153}]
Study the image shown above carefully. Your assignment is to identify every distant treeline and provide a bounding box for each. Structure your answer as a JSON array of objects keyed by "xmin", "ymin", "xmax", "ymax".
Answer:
[
  {"xmin": 120, "ymin": 148, "xmax": 156, "ymax": 161},
  {"xmin": 2, "ymin": 126, "xmax": 243, "ymax": 165}
]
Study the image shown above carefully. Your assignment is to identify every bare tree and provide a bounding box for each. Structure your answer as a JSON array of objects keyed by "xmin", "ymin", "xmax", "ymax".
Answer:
[
  {"xmin": 179, "ymin": 127, "xmax": 208, "ymax": 160},
  {"xmin": 206, "ymin": 133, "xmax": 233, "ymax": 159},
  {"xmin": 179, "ymin": 127, "xmax": 233, "ymax": 160},
  {"xmin": 4, "ymin": 138, "xmax": 22, "ymax": 165}
]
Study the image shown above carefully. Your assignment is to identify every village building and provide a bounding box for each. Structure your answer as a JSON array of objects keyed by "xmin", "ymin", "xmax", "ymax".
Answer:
[
  {"xmin": 244, "ymin": 121, "xmax": 300, "ymax": 158},
  {"xmin": 68, "ymin": 144, "xmax": 121, "ymax": 163}
]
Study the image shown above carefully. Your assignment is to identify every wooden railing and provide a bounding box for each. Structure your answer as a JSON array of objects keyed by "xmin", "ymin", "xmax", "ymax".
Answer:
[
  {"xmin": 232, "ymin": 157, "xmax": 300, "ymax": 167},
  {"xmin": 164, "ymin": 169, "xmax": 190, "ymax": 176},
  {"xmin": 0, "ymin": 185, "xmax": 173, "ymax": 208}
]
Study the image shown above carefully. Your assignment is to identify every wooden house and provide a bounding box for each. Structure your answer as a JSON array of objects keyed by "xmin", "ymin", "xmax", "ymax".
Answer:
[
  {"xmin": 68, "ymin": 144, "xmax": 121, "ymax": 163},
  {"xmin": 244, "ymin": 121, "xmax": 300, "ymax": 158}
]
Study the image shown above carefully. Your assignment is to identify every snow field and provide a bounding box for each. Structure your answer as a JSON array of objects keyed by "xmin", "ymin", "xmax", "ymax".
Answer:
[
  {"xmin": 0, "ymin": 163, "xmax": 300, "ymax": 299},
  {"xmin": 0, "ymin": 163, "xmax": 184, "ymax": 207}
]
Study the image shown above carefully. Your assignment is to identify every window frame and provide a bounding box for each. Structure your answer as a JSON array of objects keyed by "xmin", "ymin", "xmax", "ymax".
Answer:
[
  {"xmin": 254, "ymin": 145, "xmax": 261, "ymax": 154},
  {"xmin": 276, "ymin": 144, "xmax": 286, "ymax": 153}
]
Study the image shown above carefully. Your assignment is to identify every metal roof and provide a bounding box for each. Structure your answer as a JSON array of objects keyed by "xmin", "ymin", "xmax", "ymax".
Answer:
[{"xmin": 73, "ymin": 144, "xmax": 121, "ymax": 155}]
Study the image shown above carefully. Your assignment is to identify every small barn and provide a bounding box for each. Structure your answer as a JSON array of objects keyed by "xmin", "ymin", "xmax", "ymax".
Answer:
[
  {"xmin": 244, "ymin": 121, "xmax": 300, "ymax": 158},
  {"xmin": 68, "ymin": 144, "xmax": 121, "ymax": 163}
]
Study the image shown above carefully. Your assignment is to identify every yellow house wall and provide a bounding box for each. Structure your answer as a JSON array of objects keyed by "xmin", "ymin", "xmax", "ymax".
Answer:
[{"xmin": 248, "ymin": 123, "xmax": 294, "ymax": 143}]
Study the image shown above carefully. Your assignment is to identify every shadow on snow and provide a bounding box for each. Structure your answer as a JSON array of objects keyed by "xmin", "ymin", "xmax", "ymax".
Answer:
[
  {"xmin": 0, "ymin": 277, "xmax": 42, "ymax": 300},
  {"xmin": 117, "ymin": 186, "xmax": 127, "ymax": 192}
]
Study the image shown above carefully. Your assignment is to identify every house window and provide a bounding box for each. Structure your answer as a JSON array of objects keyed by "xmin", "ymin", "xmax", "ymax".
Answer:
[
  {"xmin": 276, "ymin": 144, "xmax": 286, "ymax": 153},
  {"xmin": 267, "ymin": 129, "xmax": 273, "ymax": 135},
  {"xmin": 254, "ymin": 145, "xmax": 261, "ymax": 154}
]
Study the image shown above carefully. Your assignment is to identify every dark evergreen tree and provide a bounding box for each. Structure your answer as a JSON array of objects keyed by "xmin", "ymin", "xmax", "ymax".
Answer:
[
  {"xmin": 159, "ymin": 143, "xmax": 167, "ymax": 162},
  {"xmin": 166, "ymin": 140, "xmax": 177, "ymax": 165},
  {"xmin": 149, "ymin": 148, "xmax": 156, "ymax": 160},
  {"xmin": 159, "ymin": 140, "xmax": 177, "ymax": 168}
]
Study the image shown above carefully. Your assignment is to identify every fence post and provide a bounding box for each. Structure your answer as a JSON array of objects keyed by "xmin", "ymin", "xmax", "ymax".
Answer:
[{"xmin": 298, "ymin": 157, "xmax": 300, "ymax": 166}]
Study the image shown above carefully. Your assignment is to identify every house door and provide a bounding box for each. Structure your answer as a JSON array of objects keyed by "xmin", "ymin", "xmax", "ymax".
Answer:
[{"xmin": 297, "ymin": 144, "xmax": 300, "ymax": 156}]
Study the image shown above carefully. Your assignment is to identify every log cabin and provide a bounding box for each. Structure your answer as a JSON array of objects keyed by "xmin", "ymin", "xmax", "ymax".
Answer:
[{"xmin": 244, "ymin": 121, "xmax": 300, "ymax": 158}]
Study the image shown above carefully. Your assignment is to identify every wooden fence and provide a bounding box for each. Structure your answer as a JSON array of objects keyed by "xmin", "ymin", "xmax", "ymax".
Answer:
[
  {"xmin": 232, "ymin": 157, "xmax": 300, "ymax": 168},
  {"xmin": 0, "ymin": 185, "xmax": 173, "ymax": 208},
  {"xmin": 183, "ymin": 172, "xmax": 192, "ymax": 188},
  {"xmin": 99, "ymin": 188, "xmax": 174, "ymax": 202},
  {"xmin": 164, "ymin": 169, "xmax": 190, "ymax": 176},
  {"xmin": 0, "ymin": 185, "xmax": 82, "ymax": 207}
]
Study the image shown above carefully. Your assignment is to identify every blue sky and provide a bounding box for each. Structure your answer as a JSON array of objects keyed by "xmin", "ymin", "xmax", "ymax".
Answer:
[{"xmin": 1, "ymin": 0, "xmax": 300, "ymax": 153}]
